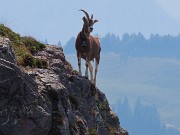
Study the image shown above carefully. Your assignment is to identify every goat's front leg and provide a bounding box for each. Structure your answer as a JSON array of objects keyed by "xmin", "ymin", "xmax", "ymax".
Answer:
[
  {"xmin": 94, "ymin": 59, "xmax": 99, "ymax": 86},
  {"xmin": 78, "ymin": 54, "xmax": 82, "ymax": 76},
  {"xmin": 85, "ymin": 55, "xmax": 89, "ymax": 79},
  {"xmin": 88, "ymin": 61, "xmax": 93, "ymax": 82}
]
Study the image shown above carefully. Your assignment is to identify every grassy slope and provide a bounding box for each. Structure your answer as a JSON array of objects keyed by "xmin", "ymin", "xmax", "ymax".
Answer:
[{"xmin": 0, "ymin": 24, "xmax": 47, "ymax": 68}]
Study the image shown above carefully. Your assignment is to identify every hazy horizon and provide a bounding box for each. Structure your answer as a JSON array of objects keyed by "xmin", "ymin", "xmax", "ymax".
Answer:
[{"xmin": 1, "ymin": 0, "xmax": 180, "ymax": 45}]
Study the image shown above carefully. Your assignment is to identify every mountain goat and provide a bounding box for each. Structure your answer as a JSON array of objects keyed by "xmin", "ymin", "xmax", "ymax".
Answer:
[{"xmin": 75, "ymin": 9, "xmax": 101, "ymax": 86}]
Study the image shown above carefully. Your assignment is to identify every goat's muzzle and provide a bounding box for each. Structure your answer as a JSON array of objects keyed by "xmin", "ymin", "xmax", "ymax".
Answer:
[{"xmin": 88, "ymin": 26, "xmax": 93, "ymax": 32}]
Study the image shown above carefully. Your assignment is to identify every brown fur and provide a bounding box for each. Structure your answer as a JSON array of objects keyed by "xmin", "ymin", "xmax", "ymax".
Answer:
[
  {"xmin": 75, "ymin": 9, "xmax": 101, "ymax": 85},
  {"xmin": 75, "ymin": 33, "xmax": 101, "ymax": 63}
]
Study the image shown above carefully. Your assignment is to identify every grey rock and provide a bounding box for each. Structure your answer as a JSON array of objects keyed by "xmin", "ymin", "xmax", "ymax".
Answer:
[
  {"xmin": 0, "ymin": 39, "xmax": 51, "ymax": 135},
  {"xmin": 0, "ymin": 37, "xmax": 16, "ymax": 64},
  {"xmin": 0, "ymin": 38, "xmax": 128, "ymax": 135}
]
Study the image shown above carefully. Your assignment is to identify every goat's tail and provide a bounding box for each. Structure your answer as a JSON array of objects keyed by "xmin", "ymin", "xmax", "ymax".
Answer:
[{"xmin": 99, "ymin": 47, "xmax": 101, "ymax": 54}]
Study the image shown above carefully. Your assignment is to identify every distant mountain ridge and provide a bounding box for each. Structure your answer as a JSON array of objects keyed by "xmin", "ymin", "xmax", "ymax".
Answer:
[
  {"xmin": 116, "ymin": 97, "xmax": 180, "ymax": 135},
  {"xmin": 64, "ymin": 33, "xmax": 180, "ymax": 59}
]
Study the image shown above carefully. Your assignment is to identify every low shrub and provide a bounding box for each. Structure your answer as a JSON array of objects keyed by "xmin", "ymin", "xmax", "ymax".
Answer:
[{"xmin": 22, "ymin": 36, "xmax": 45, "ymax": 53}]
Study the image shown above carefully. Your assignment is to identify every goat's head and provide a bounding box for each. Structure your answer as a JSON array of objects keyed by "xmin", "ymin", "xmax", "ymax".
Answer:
[{"xmin": 79, "ymin": 9, "xmax": 98, "ymax": 33}]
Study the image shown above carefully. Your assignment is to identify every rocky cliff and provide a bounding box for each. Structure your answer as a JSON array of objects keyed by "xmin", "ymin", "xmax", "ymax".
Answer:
[{"xmin": 0, "ymin": 26, "xmax": 128, "ymax": 135}]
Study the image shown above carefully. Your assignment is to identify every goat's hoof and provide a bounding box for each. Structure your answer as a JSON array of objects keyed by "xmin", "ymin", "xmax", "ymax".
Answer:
[
  {"xmin": 84, "ymin": 75, "xmax": 89, "ymax": 79},
  {"xmin": 90, "ymin": 80, "xmax": 96, "ymax": 85},
  {"xmin": 85, "ymin": 76, "xmax": 89, "ymax": 79}
]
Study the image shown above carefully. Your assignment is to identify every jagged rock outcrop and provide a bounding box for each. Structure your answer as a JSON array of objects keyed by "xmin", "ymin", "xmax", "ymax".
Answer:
[
  {"xmin": 0, "ymin": 37, "xmax": 16, "ymax": 64},
  {"xmin": 0, "ymin": 37, "xmax": 51, "ymax": 135},
  {"xmin": 0, "ymin": 36, "xmax": 128, "ymax": 135}
]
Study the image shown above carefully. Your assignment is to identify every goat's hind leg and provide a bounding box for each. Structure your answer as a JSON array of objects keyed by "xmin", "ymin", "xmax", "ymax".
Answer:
[
  {"xmin": 85, "ymin": 55, "xmax": 89, "ymax": 79},
  {"xmin": 78, "ymin": 54, "xmax": 82, "ymax": 76},
  {"xmin": 94, "ymin": 59, "xmax": 99, "ymax": 86}
]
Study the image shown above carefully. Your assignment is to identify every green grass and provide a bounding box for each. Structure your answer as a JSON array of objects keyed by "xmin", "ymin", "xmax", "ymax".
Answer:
[
  {"xmin": 22, "ymin": 36, "xmax": 45, "ymax": 53},
  {"xmin": 0, "ymin": 24, "xmax": 46, "ymax": 67},
  {"xmin": 97, "ymin": 99, "xmax": 110, "ymax": 111},
  {"xmin": 72, "ymin": 70, "xmax": 78, "ymax": 75},
  {"xmin": 88, "ymin": 128, "xmax": 98, "ymax": 135},
  {"xmin": 23, "ymin": 54, "xmax": 47, "ymax": 68},
  {"xmin": 107, "ymin": 126, "xmax": 117, "ymax": 135}
]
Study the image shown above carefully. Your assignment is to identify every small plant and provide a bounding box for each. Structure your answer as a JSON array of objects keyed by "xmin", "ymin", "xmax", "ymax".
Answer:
[
  {"xmin": 23, "ymin": 54, "xmax": 34, "ymax": 67},
  {"xmin": 22, "ymin": 36, "xmax": 45, "ymax": 53},
  {"xmin": 22, "ymin": 54, "xmax": 47, "ymax": 68},
  {"xmin": 88, "ymin": 128, "xmax": 98, "ymax": 135},
  {"xmin": 35, "ymin": 58, "xmax": 48, "ymax": 68},
  {"xmin": 107, "ymin": 126, "xmax": 117, "ymax": 135},
  {"xmin": 97, "ymin": 99, "xmax": 110, "ymax": 111},
  {"xmin": 72, "ymin": 70, "xmax": 78, "ymax": 75}
]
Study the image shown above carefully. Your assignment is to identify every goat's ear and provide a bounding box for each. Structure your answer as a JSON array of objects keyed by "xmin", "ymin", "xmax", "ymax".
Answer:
[{"xmin": 94, "ymin": 19, "xmax": 99, "ymax": 24}]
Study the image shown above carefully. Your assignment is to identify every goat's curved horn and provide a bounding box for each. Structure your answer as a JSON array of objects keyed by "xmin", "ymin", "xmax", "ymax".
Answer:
[
  {"xmin": 79, "ymin": 9, "xmax": 90, "ymax": 19},
  {"xmin": 91, "ymin": 14, "xmax": 93, "ymax": 19}
]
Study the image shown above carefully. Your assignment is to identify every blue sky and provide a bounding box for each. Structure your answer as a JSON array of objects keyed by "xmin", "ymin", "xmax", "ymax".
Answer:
[
  {"xmin": 157, "ymin": 0, "xmax": 180, "ymax": 21},
  {"xmin": 0, "ymin": 0, "xmax": 180, "ymax": 45}
]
